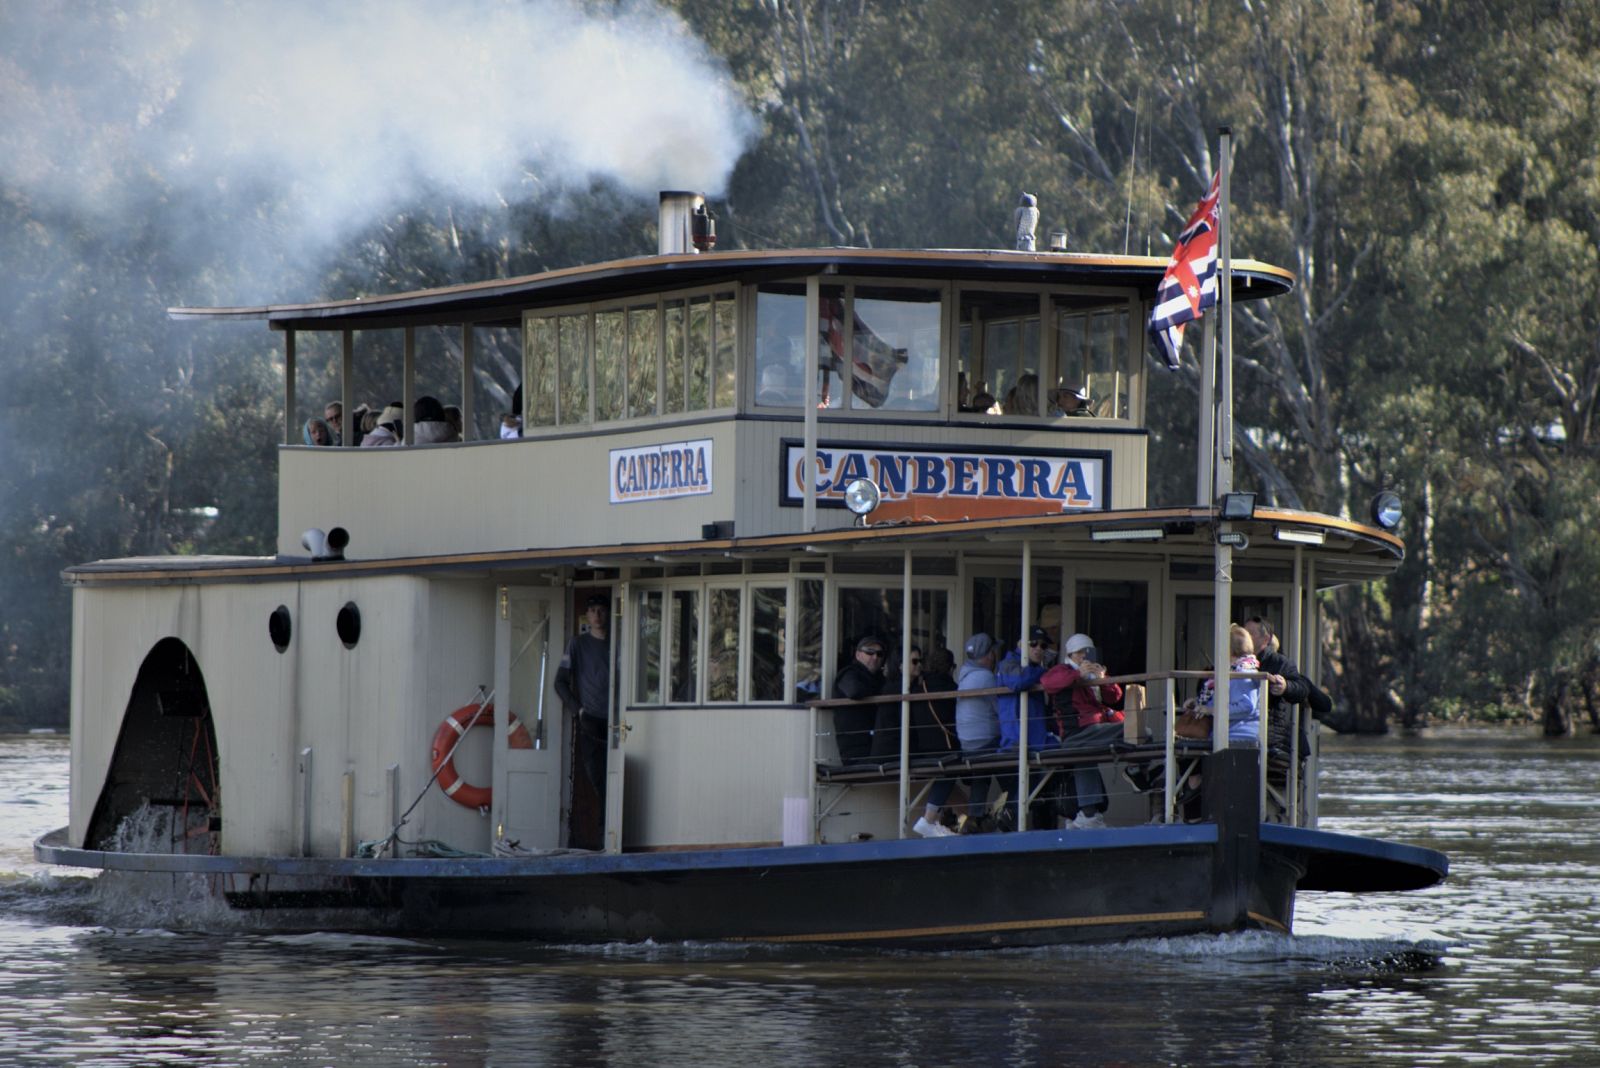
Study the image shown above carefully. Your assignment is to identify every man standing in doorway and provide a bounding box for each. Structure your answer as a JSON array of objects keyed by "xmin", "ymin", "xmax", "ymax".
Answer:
[{"xmin": 556, "ymin": 594, "xmax": 612, "ymax": 824}]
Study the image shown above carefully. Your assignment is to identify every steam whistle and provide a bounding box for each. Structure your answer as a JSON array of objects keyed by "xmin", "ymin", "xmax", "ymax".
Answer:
[{"xmin": 691, "ymin": 203, "xmax": 716, "ymax": 252}]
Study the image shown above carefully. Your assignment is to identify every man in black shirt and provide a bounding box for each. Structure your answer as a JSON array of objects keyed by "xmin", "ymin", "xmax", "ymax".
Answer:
[
  {"xmin": 832, "ymin": 635, "xmax": 889, "ymax": 761},
  {"xmin": 556, "ymin": 594, "xmax": 612, "ymax": 811},
  {"xmin": 1243, "ymin": 616, "xmax": 1325, "ymax": 753}
]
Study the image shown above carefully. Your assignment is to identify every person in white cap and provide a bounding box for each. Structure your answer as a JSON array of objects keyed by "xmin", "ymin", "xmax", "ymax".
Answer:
[{"xmin": 1048, "ymin": 633, "xmax": 1125, "ymax": 828}]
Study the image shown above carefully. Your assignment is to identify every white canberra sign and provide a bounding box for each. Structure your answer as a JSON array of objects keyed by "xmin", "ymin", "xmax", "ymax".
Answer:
[{"xmin": 609, "ymin": 438, "xmax": 714, "ymax": 504}]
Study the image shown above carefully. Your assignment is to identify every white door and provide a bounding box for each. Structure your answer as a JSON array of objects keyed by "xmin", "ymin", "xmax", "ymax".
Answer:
[{"xmin": 492, "ymin": 587, "xmax": 565, "ymax": 850}]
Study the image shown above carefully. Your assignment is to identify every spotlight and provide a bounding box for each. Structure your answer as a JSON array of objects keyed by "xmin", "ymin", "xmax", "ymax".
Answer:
[
  {"xmin": 1218, "ymin": 492, "xmax": 1256, "ymax": 521},
  {"xmin": 1371, "ymin": 491, "xmax": 1402, "ymax": 530},
  {"xmin": 842, "ymin": 479, "xmax": 881, "ymax": 517}
]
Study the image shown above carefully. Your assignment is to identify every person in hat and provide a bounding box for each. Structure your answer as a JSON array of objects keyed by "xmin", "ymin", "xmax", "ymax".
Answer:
[
  {"xmin": 555, "ymin": 593, "xmax": 613, "ymax": 817},
  {"xmin": 996, "ymin": 625, "xmax": 1058, "ymax": 751},
  {"xmin": 1043, "ymin": 632, "xmax": 1124, "ymax": 828},
  {"xmin": 831, "ymin": 635, "xmax": 890, "ymax": 762},
  {"xmin": 955, "ymin": 633, "xmax": 1003, "ymax": 822},
  {"xmin": 1049, "ymin": 383, "xmax": 1093, "ymax": 417},
  {"xmin": 360, "ymin": 402, "xmax": 405, "ymax": 446}
]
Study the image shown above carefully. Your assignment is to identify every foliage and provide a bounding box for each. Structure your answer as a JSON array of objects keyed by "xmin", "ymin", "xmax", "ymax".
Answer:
[{"xmin": 3, "ymin": 0, "xmax": 1600, "ymax": 735}]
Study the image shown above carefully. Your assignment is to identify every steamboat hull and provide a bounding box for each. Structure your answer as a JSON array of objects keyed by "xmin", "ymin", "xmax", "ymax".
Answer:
[{"xmin": 36, "ymin": 823, "xmax": 1444, "ymax": 948}]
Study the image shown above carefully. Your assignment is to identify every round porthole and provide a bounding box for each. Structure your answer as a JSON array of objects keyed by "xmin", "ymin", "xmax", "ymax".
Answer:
[
  {"xmin": 268, "ymin": 605, "xmax": 292, "ymax": 653},
  {"xmin": 336, "ymin": 602, "xmax": 362, "ymax": 648}
]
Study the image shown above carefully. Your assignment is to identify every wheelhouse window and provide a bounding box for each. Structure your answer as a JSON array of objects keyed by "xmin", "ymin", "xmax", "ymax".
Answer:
[
  {"xmin": 754, "ymin": 282, "xmax": 941, "ymax": 412},
  {"xmin": 958, "ymin": 290, "xmax": 1040, "ymax": 415},
  {"xmin": 524, "ymin": 287, "xmax": 735, "ymax": 428},
  {"xmin": 1054, "ymin": 297, "xmax": 1137, "ymax": 420}
]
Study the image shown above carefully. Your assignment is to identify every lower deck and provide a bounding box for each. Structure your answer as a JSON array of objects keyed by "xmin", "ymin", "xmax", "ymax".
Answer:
[{"xmin": 64, "ymin": 511, "xmax": 1378, "ymax": 866}]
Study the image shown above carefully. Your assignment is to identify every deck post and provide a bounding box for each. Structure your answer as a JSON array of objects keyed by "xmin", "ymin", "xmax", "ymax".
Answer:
[
  {"xmin": 461, "ymin": 324, "xmax": 475, "ymax": 441},
  {"xmin": 341, "ymin": 329, "xmax": 355, "ymax": 448},
  {"xmin": 283, "ymin": 329, "xmax": 297, "ymax": 446},
  {"xmin": 403, "ymin": 325, "xmax": 416, "ymax": 445},
  {"xmin": 1017, "ymin": 539, "xmax": 1033, "ymax": 831},
  {"xmin": 1164, "ymin": 676, "xmax": 1177, "ymax": 821},
  {"xmin": 802, "ymin": 275, "xmax": 820, "ymax": 532},
  {"xmin": 898, "ymin": 551, "xmax": 912, "ymax": 835}
]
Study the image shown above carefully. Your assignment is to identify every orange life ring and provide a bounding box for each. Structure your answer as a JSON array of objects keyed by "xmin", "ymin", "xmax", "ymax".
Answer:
[{"xmin": 429, "ymin": 703, "xmax": 534, "ymax": 809}]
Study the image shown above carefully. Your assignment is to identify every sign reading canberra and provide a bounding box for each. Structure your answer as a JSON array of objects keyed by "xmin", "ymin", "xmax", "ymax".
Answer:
[
  {"xmin": 610, "ymin": 439, "xmax": 714, "ymax": 504},
  {"xmin": 781, "ymin": 441, "xmax": 1108, "ymax": 521}
]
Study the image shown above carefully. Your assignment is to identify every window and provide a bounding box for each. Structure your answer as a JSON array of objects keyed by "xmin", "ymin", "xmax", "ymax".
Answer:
[
  {"xmin": 958, "ymin": 290, "xmax": 1039, "ymax": 415},
  {"xmin": 627, "ymin": 306, "xmax": 658, "ymax": 418},
  {"xmin": 635, "ymin": 589, "xmax": 664, "ymax": 703},
  {"xmin": 1055, "ymin": 300, "xmax": 1133, "ymax": 419},
  {"xmin": 756, "ymin": 282, "xmax": 941, "ymax": 412},
  {"xmin": 750, "ymin": 586, "xmax": 787, "ymax": 702},
  {"xmin": 835, "ymin": 585, "xmax": 949, "ymax": 678},
  {"xmin": 707, "ymin": 587, "xmax": 741, "ymax": 703},
  {"xmin": 557, "ymin": 314, "xmax": 589, "ymax": 426},
  {"xmin": 669, "ymin": 589, "xmax": 700, "ymax": 702},
  {"xmin": 526, "ymin": 317, "xmax": 557, "ymax": 427},
  {"xmin": 595, "ymin": 309, "xmax": 626, "ymax": 422},
  {"xmin": 523, "ymin": 288, "xmax": 734, "ymax": 430}
]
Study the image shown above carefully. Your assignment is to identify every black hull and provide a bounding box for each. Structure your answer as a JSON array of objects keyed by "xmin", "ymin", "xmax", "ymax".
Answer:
[{"xmin": 31, "ymin": 821, "xmax": 1450, "ymax": 949}]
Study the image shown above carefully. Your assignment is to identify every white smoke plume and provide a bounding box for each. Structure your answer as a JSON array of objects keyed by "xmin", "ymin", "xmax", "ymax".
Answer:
[{"xmin": 0, "ymin": 0, "xmax": 758, "ymax": 280}]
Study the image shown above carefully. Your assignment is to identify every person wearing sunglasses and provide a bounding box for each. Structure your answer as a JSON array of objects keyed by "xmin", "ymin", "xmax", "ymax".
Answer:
[
  {"xmin": 869, "ymin": 645, "xmax": 960, "ymax": 837},
  {"xmin": 831, "ymin": 634, "xmax": 891, "ymax": 762},
  {"xmin": 996, "ymin": 625, "xmax": 1059, "ymax": 752}
]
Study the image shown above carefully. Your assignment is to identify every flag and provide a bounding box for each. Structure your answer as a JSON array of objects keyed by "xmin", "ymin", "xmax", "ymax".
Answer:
[
  {"xmin": 1148, "ymin": 172, "xmax": 1222, "ymax": 370},
  {"xmin": 819, "ymin": 298, "xmax": 908, "ymax": 408}
]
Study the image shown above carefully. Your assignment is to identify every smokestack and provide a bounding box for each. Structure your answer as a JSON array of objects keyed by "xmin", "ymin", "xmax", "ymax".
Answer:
[{"xmin": 659, "ymin": 191, "xmax": 711, "ymax": 255}]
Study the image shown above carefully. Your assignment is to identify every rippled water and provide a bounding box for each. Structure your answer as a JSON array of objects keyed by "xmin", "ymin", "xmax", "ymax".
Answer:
[{"xmin": 3, "ymin": 730, "xmax": 1596, "ymax": 1066}]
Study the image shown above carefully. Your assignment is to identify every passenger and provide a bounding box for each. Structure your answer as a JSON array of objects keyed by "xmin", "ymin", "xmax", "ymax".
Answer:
[
  {"xmin": 442, "ymin": 404, "xmax": 464, "ymax": 442},
  {"xmin": 1181, "ymin": 623, "xmax": 1261, "ymax": 744},
  {"xmin": 1037, "ymin": 602, "xmax": 1062, "ymax": 650},
  {"xmin": 1242, "ymin": 616, "xmax": 1315, "ymax": 753},
  {"xmin": 411, "ymin": 395, "xmax": 454, "ymax": 444},
  {"xmin": 996, "ymin": 626, "xmax": 1056, "ymax": 750},
  {"xmin": 1003, "ymin": 372, "xmax": 1040, "ymax": 416},
  {"xmin": 361, "ymin": 403, "xmax": 404, "ymax": 447},
  {"xmin": 1049, "ymin": 384, "xmax": 1093, "ymax": 417},
  {"xmin": 969, "ymin": 389, "xmax": 997, "ymax": 414},
  {"xmin": 301, "ymin": 417, "xmax": 333, "ymax": 447},
  {"xmin": 554, "ymin": 594, "xmax": 612, "ymax": 816},
  {"xmin": 955, "ymin": 632, "xmax": 1002, "ymax": 821},
  {"xmin": 870, "ymin": 645, "xmax": 959, "ymax": 837},
  {"xmin": 323, "ymin": 401, "xmax": 343, "ymax": 445},
  {"xmin": 500, "ymin": 413, "xmax": 522, "ymax": 439},
  {"xmin": 831, "ymin": 635, "xmax": 889, "ymax": 762},
  {"xmin": 1042, "ymin": 632, "xmax": 1125, "ymax": 828}
]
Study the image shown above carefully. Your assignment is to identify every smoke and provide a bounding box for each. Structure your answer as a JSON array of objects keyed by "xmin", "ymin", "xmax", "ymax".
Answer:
[{"xmin": 0, "ymin": 0, "xmax": 759, "ymax": 286}]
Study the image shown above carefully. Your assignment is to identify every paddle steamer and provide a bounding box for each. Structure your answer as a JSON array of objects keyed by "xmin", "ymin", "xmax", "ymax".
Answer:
[{"xmin": 37, "ymin": 190, "xmax": 1445, "ymax": 946}]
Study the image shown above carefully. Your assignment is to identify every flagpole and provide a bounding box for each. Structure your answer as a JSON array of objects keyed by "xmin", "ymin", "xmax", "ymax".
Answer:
[{"xmin": 1211, "ymin": 125, "xmax": 1234, "ymax": 754}]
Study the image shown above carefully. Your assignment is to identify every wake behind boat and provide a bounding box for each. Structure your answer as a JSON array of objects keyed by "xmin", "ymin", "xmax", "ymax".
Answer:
[{"xmin": 38, "ymin": 177, "xmax": 1445, "ymax": 946}]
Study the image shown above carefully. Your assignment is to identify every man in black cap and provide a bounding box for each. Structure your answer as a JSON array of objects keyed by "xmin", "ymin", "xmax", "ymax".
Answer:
[
  {"xmin": 831, "ymin": 635, "xmax": 889, "ymax": 761},
  {"xmin": 556, "ymin": 593, "xmax": 612, "ymax": 813}
]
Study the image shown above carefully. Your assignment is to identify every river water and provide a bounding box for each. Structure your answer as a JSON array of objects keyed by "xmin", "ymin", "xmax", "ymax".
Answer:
[{"xmin": 2, "ymin": 729, "xmax": 1596, "ymax": 1066}]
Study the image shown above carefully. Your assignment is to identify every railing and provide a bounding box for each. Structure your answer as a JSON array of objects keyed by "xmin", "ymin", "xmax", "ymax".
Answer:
[{"xmin": 809, "ymin": 669, "xmax": 1303, "ymax": 839}]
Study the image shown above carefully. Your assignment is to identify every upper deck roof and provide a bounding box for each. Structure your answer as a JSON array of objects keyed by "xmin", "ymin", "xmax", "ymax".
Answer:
[{"xmin": 168, "ymin": 247, "xmax": 1295, "ymax": 330}]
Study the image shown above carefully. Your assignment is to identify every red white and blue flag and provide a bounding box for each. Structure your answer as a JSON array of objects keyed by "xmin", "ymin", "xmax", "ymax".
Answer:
[{"xmin": 1148, "ymin": 172, "xmax": 1221, "ymax": 370}]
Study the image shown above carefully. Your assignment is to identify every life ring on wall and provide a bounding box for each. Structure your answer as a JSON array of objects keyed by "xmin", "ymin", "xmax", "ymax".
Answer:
[{"xmin": 429, "ymin": 703, "xmax": 534, "ymax": 809}]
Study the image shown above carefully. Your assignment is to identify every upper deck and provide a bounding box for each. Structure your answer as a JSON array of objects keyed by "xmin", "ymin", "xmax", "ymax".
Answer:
[{"xmin": 170, "ymin": 243, "xmax": 1294, "ymax": 562}]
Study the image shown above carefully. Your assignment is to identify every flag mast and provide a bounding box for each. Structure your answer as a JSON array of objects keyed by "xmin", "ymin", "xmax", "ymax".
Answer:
[{"xmin": 1211, "ymin": 125, "xmax": 1235, "ymax": 753}]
